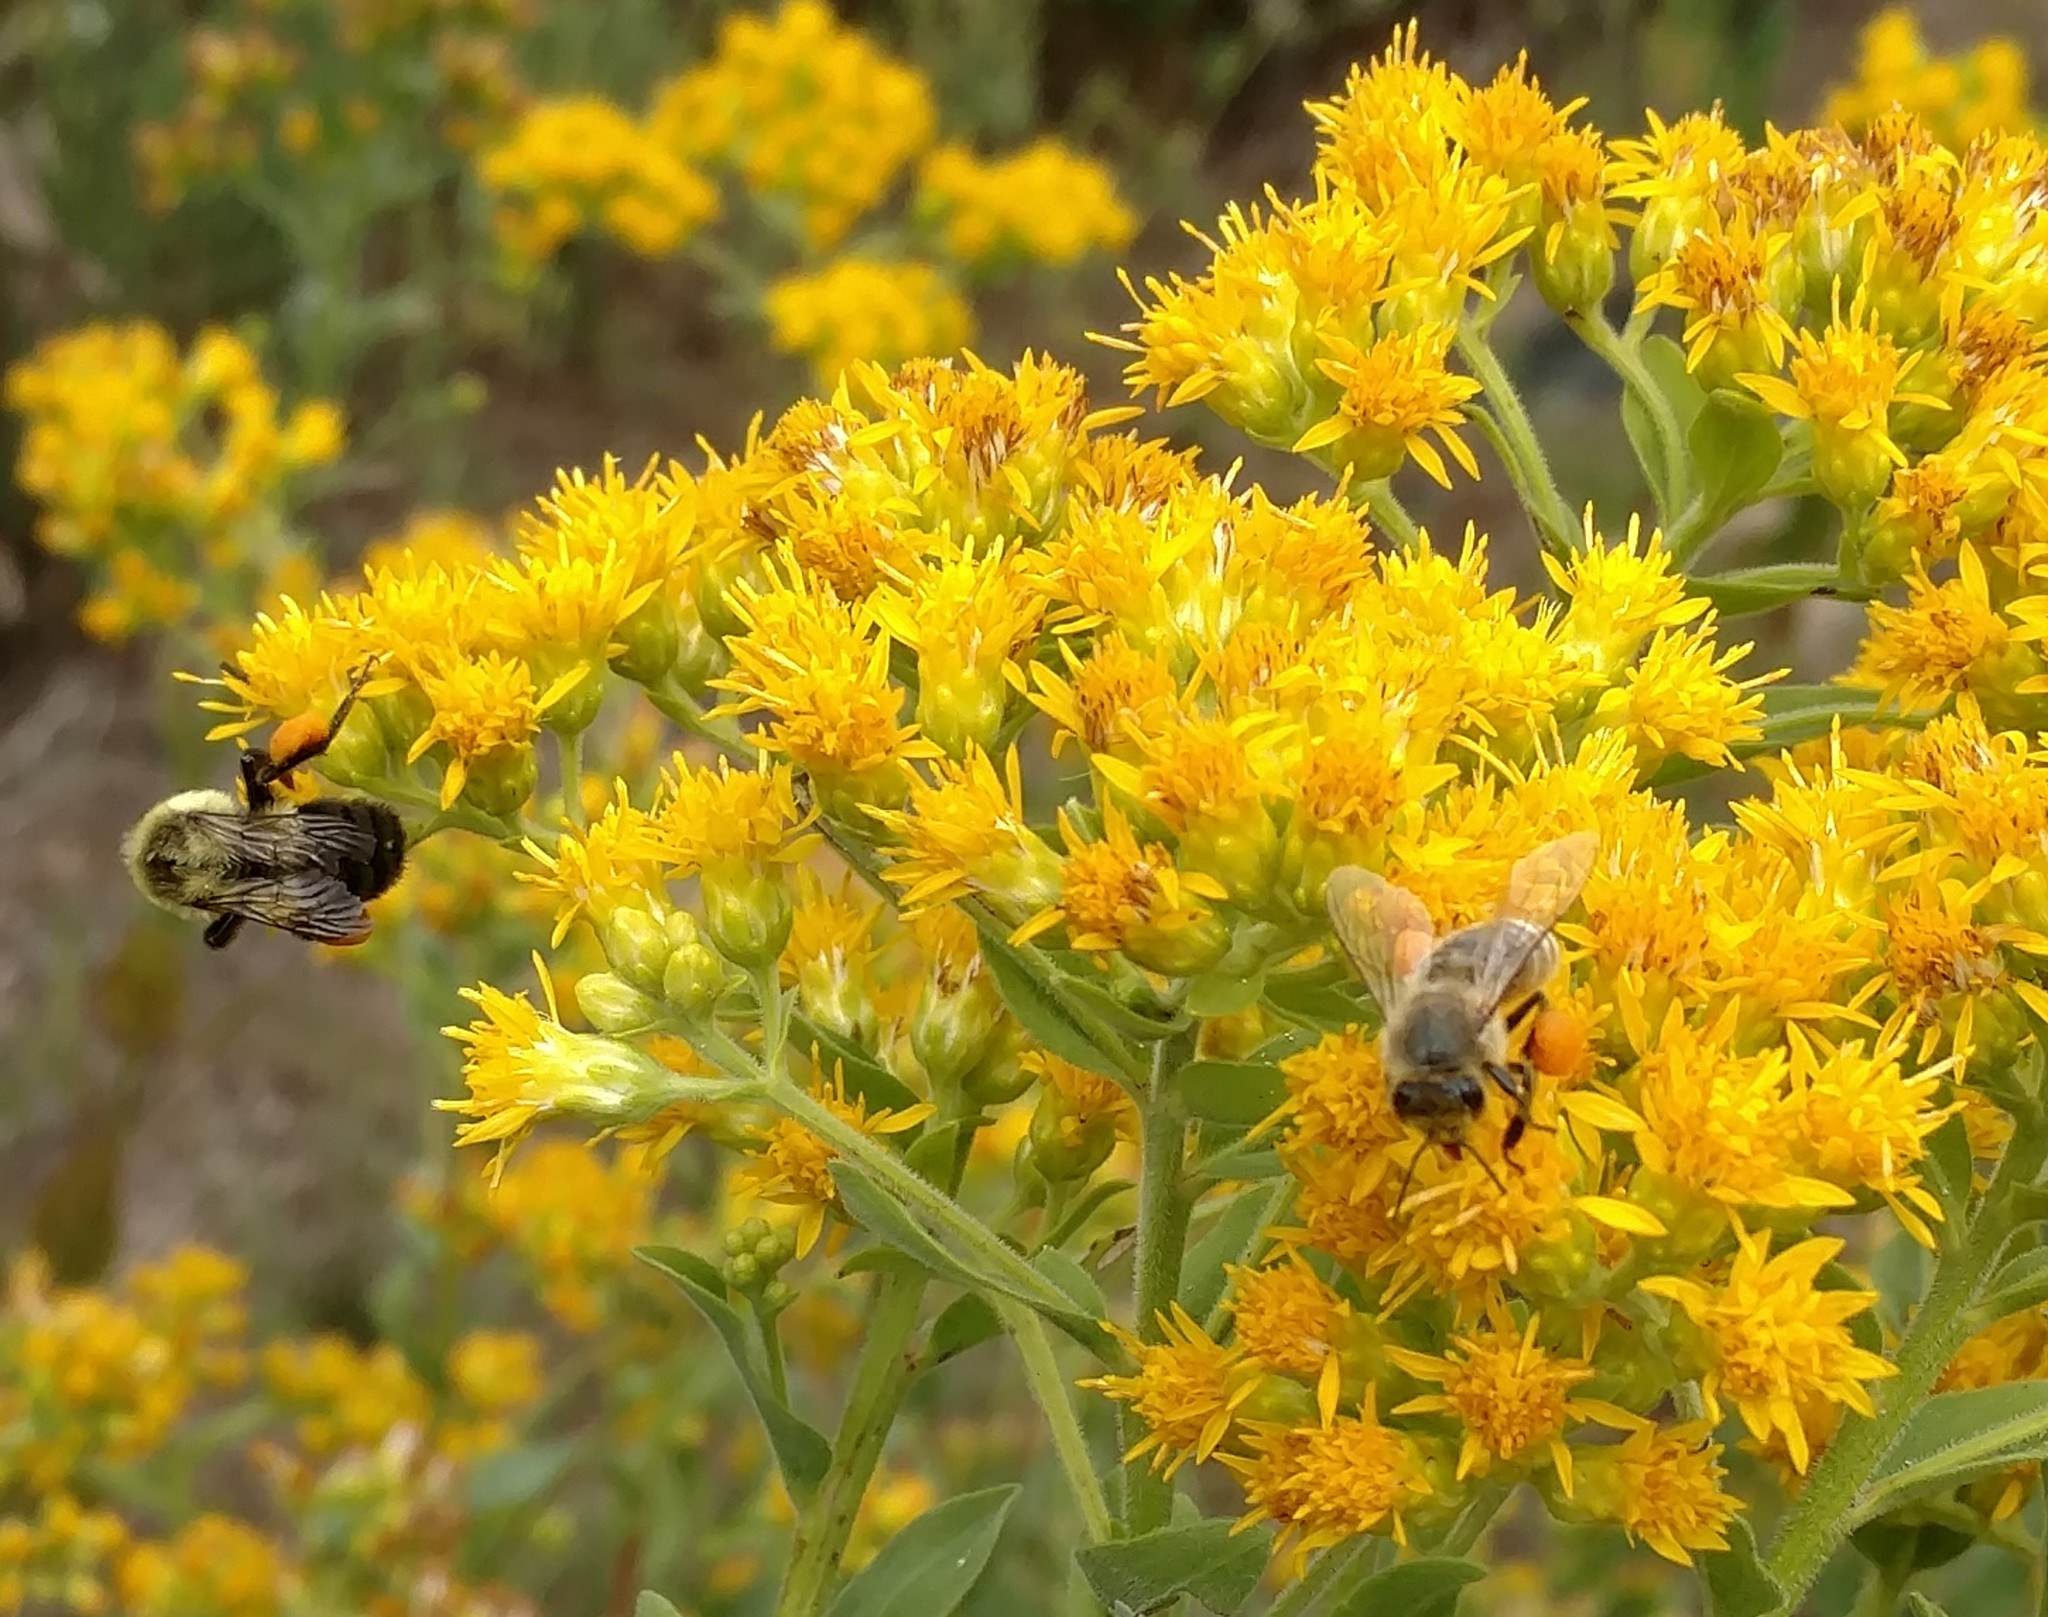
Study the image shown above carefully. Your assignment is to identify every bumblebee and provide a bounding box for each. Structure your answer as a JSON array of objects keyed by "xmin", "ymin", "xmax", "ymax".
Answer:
[
  {"xmin": 122, "ymin": 664, "xmax": 405, "ymax": 948},
  {"xmin": 1325, "ymin": 833, "xmax": 1597, "ymax": 1181}
]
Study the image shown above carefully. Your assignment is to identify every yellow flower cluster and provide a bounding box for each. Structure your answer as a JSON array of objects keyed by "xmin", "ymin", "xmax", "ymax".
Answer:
[
  {"xmin": 1824, "ymin": 8, "xmax": 2035, "ymax": 150},
  {"xmin": 133, "ymin": 0, "xmax": 532, "ymax": 210},
  {"xmin": 764, "ymin": 257, "xmax": 974, "ymax": 387},
  {"xmin": 917, "ymin": 138, "xmax": 1139, "ymax": 270},
  {"xmin": 648, "ymin": 0, "xmax": 936, "ymax": 252},
  {"xmin": 3, "ymin": 321, "xmax": 343, "ymax": 643},
  {"xmin": 479, "ymin": 96, "xmax": 720, "ymax": 276},
  {"xmin": 185, "ymin": 21, "xmax": 2048, "ymax": 1596},
  {"xmin": 0, "ymin": 1248, "xmax": 247, "ymax": 1495}
]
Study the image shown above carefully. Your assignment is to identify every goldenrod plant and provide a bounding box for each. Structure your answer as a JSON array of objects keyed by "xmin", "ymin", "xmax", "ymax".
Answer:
[{"xmin": 21, "ymin": 13, "xmax": 2048, "ymax": 1617}]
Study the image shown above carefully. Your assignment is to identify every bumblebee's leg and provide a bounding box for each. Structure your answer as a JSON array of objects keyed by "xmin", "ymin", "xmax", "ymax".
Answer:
[
  {"xmin": 257, "ymin": 659, "xmax": 378, "ymax": 786},
  {"xmin": 203, "ymin": 913, "xmax": 247, "ymax": 949},
  {"xmin": 239, "ymin": 749, "xmax": 277, "ymax": 812}
]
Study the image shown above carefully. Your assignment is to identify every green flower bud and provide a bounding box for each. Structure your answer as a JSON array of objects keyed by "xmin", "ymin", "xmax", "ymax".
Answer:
[
  {"xmin": 911, "ymin": 961, "xmax": 1005, "ymax": 1092},
  {"xmin": 727, "ymin": 1252, "xmax": 760, "ymax": 1290},
  {"xmin": 1235, "ymin": 1374, "xmax": 1316, "ymax": 1426},
  {"xmin": 761, "ymin": 1278, "xmax": 796, "ymax": 1313},
  {"xmin": 538, "ymin": 657, "xmax": 609, "ymax": 736},
  {"xmin": 370, "ymin": 684, "xmax": 434, "ymax": 757},
  {"xmin": 1532, "ymin": 220, "xmax": 1616, "ymax": 316},
  {"xmin": 603, "ymin": 907, "xmax": 672, "ymax": 994},
  {"xmin": 462, "ymin": 746, "xmax": 538, "ymax": 818},
  {"xmin": 575, "ymin": 971, "xmax": 661, "ymax": 1034},
  {"xmin": 662, "ymin": 920, "xmax": 725, "ymax": 1021},
  {"xmin": 1122, "ymin": 914, "xmax": 1232, "ymax": 978},
  {"xmin": 960, "ymin": 1023, "xmax": 1033, "ymax": 1106},
  {"xmin": 701, "ymin": 861, "xmax": 793, "ymax": 969},
  {"xmin": 609, "ymin": 595, "xmax": 680, "ymax": 686},
  {"xmin": 1178, "ymin": 807, "xmax": 1281, "ymax": 910},
  {"xmin": 1027, "ymin": 1091, "xmax": 1116, "ymax": 1183},
  {"xmin": 917, "ymin": 663, "xmax": 1007, "ymax": 762}
]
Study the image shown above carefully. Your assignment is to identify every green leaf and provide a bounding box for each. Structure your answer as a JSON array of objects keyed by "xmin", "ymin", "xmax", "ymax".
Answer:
[
  {"xmin": 1186, "ymin": 964, "xmax": 1267, "ymax": 1018},
  {"xmin": 1064, "ymin": 975, "xmax": 1192, "ymax": 1043},
  {"xmin": 635, "ymin": 1245, "xmax": 832, "ymax": 1502},
  {"xmin": 1620, "ymin": 333, "xmax": 1707, "ymax": 510},
  {"xmin": 829, "ymin": 1163, "xmax": 1080, "ymax": 1325},
  {"xmin": 635, "ymin": 1595, "xmax": 684, "ymax": 1617},
  {"xmin": 465, "ymin": 1437, "xmax": 579, "ymax": 1514},
  {"xmin": 1979, "ymin": 1244, "xmax": 2048, "ymax": 1323},
  {"xmin": 1249, "ymin": 1025, "xmax": 1322, "ymax": 1063},
  {"xmin": 1177, "ymin": 1060, "xmax": 1289, "ymax": 1126},
  {"xmin": 1334, "ymin": 1556, "xmax": 1486, "ymax": 1617},
  {"xmin": 1074, "ymin": 1520, "xmax": 1268, "ymax": 1615},
  {"xmin": 1851, "ymin": 1518, "xmax": 1974, "ymax": 1584},
  {"xmin": 1194, "ymin": 1145, "xmax": 1286, "ymax": 1184},
  {"xmin": 792, "ymin": 1014, "xmax": 920, "ymax": 1113},
  {"xmin": 1700, "ymin": 1516, "xmax": 1784, "ymax": 1617},
  {"xmin": 974, "ymin": 925, "xmax": 1139, "ymax": 1084},
  {"xmin": 1689, "ymin": 388, "xmax": 1783, "ymax": 526},
  {"xmin": 1905, "ymin": 1594, "xmax": 1955, "ymax": 1617},
  {"xmin": 1645, "ymin": 688, "xmax": 1917, "ymax": 788},
  {"xmin": 1640, "ymin": 332, "xmax": 1710, "ymax": 434},
  {"xmin": 823, "ymin": 1485, "xmax": 1019, "ymax": 1617},
  {"xmin": 1181, "ymin": 1184, "xmax": 1286, "ymax": 1323},
  {"xmin": 1690, "ymin": 563, "xmax": 1873, "ymax": 618},
  {"xmin": 1852, "ymin": 1382, "xmax": 2048, "ymax": 1526},
  {"xmin": 925, "ymin": 1294, "xmax": 1003, "ymax": 1368},
  {"xmin": 1033, "ymin": 1246, "xmax": 1109, "ymax": 1320},
  {"xmin": 1925, "ymin": 1112, "xmax": 1975, "ymax": 1225},
  {"xmin": 1262, "ymin": 969, "xmax": 1367, "ymax": 1031}
]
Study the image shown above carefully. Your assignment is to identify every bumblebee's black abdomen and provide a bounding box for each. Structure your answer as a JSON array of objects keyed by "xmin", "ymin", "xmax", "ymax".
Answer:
[{"xmin": 297, "ymin": 798, "xmax": 407, "ymax": 900}]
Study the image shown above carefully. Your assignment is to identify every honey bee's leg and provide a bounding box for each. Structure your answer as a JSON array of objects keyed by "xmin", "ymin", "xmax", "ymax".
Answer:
[{"xmin": 1391, "ymin": 1144, "xmax": 1426, "ymax": 1220}]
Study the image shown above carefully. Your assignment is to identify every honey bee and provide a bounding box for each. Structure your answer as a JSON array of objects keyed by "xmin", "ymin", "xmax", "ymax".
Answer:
[
  {"xmin": 123, "ymin": 662, "xmax": 405, "ymax": 949},
  {"xmin": 1325, "ymin": 833, "xmax": 1597, "ymax": 1186}
]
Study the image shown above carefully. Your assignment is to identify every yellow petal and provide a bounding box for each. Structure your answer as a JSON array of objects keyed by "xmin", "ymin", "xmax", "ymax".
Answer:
[
  {"xmin": 1573, "ymin": 1194, "xmax": 1667, "ymax": 1236},
  {"xmin": 1560, "ymin": 1090, "xmax": 1648, "ymax": 1133}
]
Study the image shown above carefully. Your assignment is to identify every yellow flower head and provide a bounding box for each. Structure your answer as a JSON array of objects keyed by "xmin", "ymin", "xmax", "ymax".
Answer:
[
  {"xmin": 733, "ymin": 1067, "xmax": 933, "ymax": 1255},
  {"xmin": 1640, "ymin": 1227, "xmax": 1895, "ymax": 1473},
  {"xmin": 1223, "ymin": 1393, "xmax": 1431, "ymax": 1566},
  {"xmin": 1573, "ymin": 1418, "xmax": 1737, "ymax": 1565},
  {"xmin": 408, "ymin": 651, "xmax": 546, "ymax": 810},
  {"xmin": 1390, "ymin": 1316, "xmax": 1598, "ymax": 1489},
  {"xmin": 1022, "ymin": 802, "xmax": 1231, "ymax": 976},
  {"xmin": 651, "ymin": 753, "xmax": 812, "ymax": 874},
  {"xmin": 1300, "ymin": 323, "xmax": 1484, "ymax": 487},
  {"xmin": 867, "ymin": 746, "xmax": 1063, "ymax": 918},
  {"xmin": 1081, "ymin": 1303, "xmax": 1256, "ymax": 1479}
]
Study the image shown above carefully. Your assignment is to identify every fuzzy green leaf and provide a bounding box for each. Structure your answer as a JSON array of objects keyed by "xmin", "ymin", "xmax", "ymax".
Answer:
[
  {"xmin": 824, "ymin": 1485, "xmax": 1019, "ymax": 1617},
  {"xmin": 635, "ymin": 1245, "xmax": 832, "ymax": 1502},
  {"xmin": 1689, "ymin": 563, "xmax": 1872, "ymax": 617},
  {"xmin": 1074, "ymin": 1520, "xmax": 1269, "ymax": 1615},
  {"xmin": 1852, "ymin": 1383, "xmax": 2048, "ymax": 1526},
  {"xmin": 1334, "ymin": 1556, "xmax": 1486, "ymax": 1617},
  {"xmin": 974, "ymin": 927, "xmax": 1139, "ymax": 1084},
  {"xmin": 1177, "ymin": 1060, "xmax": 1289, "ymax": 1126},
  {"xmin": 1701, "ymin": 1517, "xmax": 1784, "ymax": 1617}
]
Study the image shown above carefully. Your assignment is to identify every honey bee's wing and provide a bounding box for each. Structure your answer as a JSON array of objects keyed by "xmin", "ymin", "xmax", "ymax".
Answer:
[
  {"xmin": 1325, "ymin": 865, "xmax": 1435, "ymax": 1011},
  {"xmin": 1472, "ymin": 832, "xmax": 1598, "ymax": 1014},
  {"xmin": 178, "ymin": 810, "xmax": 380, "ymax": 943}
]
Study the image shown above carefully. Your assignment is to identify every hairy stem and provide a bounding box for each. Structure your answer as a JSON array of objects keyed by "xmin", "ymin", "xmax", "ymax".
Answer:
[
  {"xmin": 1566, "ymin": 308, "xmax": 1690, "ymax": 521},
  {"xmin": 1456, "ymin": 320, "xmax": 1580, "ymax": 556},
  {"xmin": 1121, "ymin": 1037, "xmax": 1195, "ymax": 1535},
  {"xmin": 1002, "ymin": 1300, "xmax": 1114, "ymax": 1543},
  {"xmin": 774, "ymin": 1270, "xmax": 929, "ymax": 1617},
  {"xmin": 1765, "ymin": 1117, "xmax": 2047, "ymax": 1611},
  {"xmin": 1356, "ymin": 479, "xmax": 1422, "ymax": 551}
]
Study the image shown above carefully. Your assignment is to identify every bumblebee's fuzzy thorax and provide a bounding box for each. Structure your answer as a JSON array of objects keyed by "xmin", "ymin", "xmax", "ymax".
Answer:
[{"xmin": 123, "ymin": 790, "xmax": 240, "ymax": 919}]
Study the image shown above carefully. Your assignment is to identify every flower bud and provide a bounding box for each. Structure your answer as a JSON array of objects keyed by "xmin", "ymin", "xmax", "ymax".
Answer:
[
  {"xmin": 1122, "ymin": 914, "xmax": 1232, "ymax": 978},
  {"xmin": 1177, "ymin": 806, "xmax": 1281, "ymax": 911},
  {"xmin": 538, "ymin": 656, "xmax": 608, "ymax": 736},
  {"xmin": 1235, "ymin": 1374, "xmax": 1315, "ymax": 1426},
  {"xmin": 917, "ymin": 661, "xmax": 1007, "ymax": 762},
  {"xmin": 462, "ymin": 746, "xmax": 538, "ymax": 818},
  {"xmin": 609, "ymin": 596, "xmax": 680, "ymax": 686},
  {"xmin": 670, "ymin": 592, "xmax": 724, "ymax": 695},
  {"xmin": 575, "ymin": 971, "xmax": 661, "ymax": 1034},
  {"xmin": 662, "ymin": 918, "xmax": 726, "ymax": 1021},
  {"xmin": 701, "ymin": 860, "xmax": 793, "ymax": 969},
  {"xmin": 1519, "ymin": 1210, "xmax": 1599, "ymax": 1305},
  {"xmin": 911, "ymin": 959, "xmax": 1005, "ymax": 1092},
  {"xmin": 1812, "ymin": 423, "xmax": 1897, "ymax": 513},
  {"xmin": 1532, "ymin": 220, "xmax": 1616, "ymax": 316},
  {"xmin": 371, "ymin": 683, "xmax": 434, "ymax": 757},
  {"xmin": 960, "ymin": 1022, "xmax": 1034, "ymax": 1106},
  {"xmin": 603, "ymin": 907, "xmax": 671, "ymax": 994},
  {"xmin": 1027, "ymin": 1089, "xmax": 1116, "ymax": 1183}
]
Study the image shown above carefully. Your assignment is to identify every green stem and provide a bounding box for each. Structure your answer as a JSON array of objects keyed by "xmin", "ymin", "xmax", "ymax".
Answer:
[
  {"xmin": 648, "ymin": 681, "xmax": 754, "ymax": 759},
  {"xmin": 1765, "ymin": 1117, "xmax": 2048, "ymax": 1612},
  {"xmin": 1001, "ymin": 1300, "xmax": 1114, "ymax": 1543},
  {"xmin": 775, "ymin": 1270, "xmax": 928, "ymax": 1617},
  {"xmin": 767, "ymin": 1079, "xmax": 1075, "ymax": 1318},
  {"xmin": 557, "ymin": 730, "xmax": 585, "ymax": 831},
  {"xmin": 1121, "ymin": 1038, "xmax": 1195, "ymax": 1535},
  {"xmin": 1201, "ymin": 1178, "xmax": 1294, "ymax": 1340},
  {"xmin": 1355, "ymin": 479, "xmax": 1422, "ymax": 551},
  {"xmin": 757, "ymin": 1302, "xmax": 789, "ymax": 1404},
  {"xmin": 754, "ymin": 964, "xmax": 791, "ymax": 1084},
  {"xmin": 1566, "ymin": 309, "xmax": 1691, "ymax": 520},
  {"xmin": 1455, "ymin": 320, "xmax": 1580, "ymax": 557}
]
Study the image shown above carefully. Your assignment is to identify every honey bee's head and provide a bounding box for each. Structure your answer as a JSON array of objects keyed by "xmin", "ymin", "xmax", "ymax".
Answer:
[{"xmin": 1389, "ymin": 1071, "xmax": 1484, "ymax": 1132}]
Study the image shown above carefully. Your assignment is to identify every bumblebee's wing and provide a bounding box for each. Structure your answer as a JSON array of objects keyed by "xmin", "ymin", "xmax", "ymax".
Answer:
[
  {"xmin": 175, "ymin": 809, "xmax": 380, "ymax": 944},
  {"xmin": 183, "ymin": 807, "xmax": 379, "ymax": 873},
  {"xmin": 1472, "ymin": 832, "xmax": 1598, "ymax": 1013},
  {"xmin": 191, "ymin": 870, "xmax": 374, "ymax": 945},
  {"xmin": 1325, "ymin": 865, "xmax": 1436, "ymax": 1011}
]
